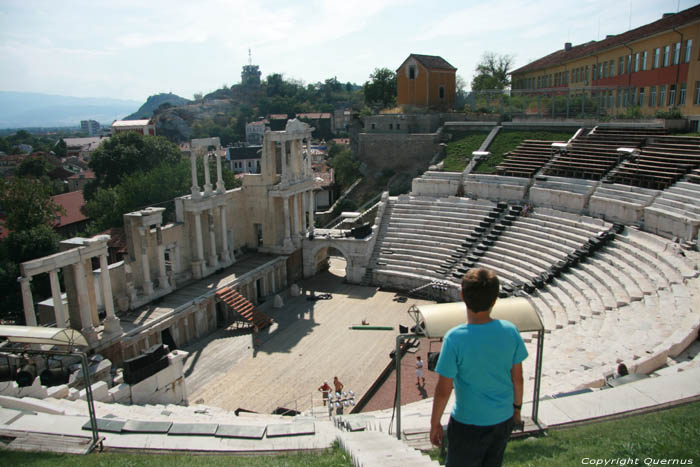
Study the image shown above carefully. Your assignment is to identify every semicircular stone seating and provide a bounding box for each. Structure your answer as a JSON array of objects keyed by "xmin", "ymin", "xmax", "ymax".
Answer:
[
  {"xmin": 368, "ymin": 194, "xmax": 700, "ymax": 401},
  {"xmin": 520, "ymin": 227, "xmax": 699, "ymax": 399}
]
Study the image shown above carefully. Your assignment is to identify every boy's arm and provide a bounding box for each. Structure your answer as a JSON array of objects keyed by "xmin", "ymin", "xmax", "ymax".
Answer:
[
  {"xmin": 511, "ymin": 363, "xmax": 524, "ymax": 424},
  {"xmin": 430, "ymin": 375, "xmax": 453, "ymax": 446}
]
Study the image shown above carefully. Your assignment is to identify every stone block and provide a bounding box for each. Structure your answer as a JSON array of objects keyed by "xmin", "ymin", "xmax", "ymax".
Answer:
[
  {"xmin": 130, "ymin": 374, "xmax": 159, "ymax": 405},
  {"xmin": 67, "ymin": 388, "xmax": 80, "ymax": 400},
  {"xmin": 22, "ymin": 377, "xmax": 48, "ymax": 399},
  {"xmin": 290, "ymin": 284, "xmax": 301, "ymax": 296},
  {"xmin": 89, "ymin": 381, "xmax": 110, "ymax": 402},
  {"xmin": 46, "ymin": 384, "xmax": 69, "ymax": 399},
  {"xmin": 0, "ymin": 395, "xmax": 64, "ymax": 414},
  {"xmin": 155, "ymin": 363, "xmax": 179, "ymax": 390},
  {"xmin": 273, "ymin": 294, "xmax": 284, "ymax": 308},
  {"xmin": 0, "ymin": 381, "xmax": 20, "ymax": 397},
  {"xmin": 632, "ymin": 348, "xmax": 668, "ymax": 375},
  {"xmin": 667, "ymin": 328, "xmax": 699, "ymax": 358},
  {"xmin": 108, "ymin": 383, "xmax": 131, "ymax": 404}
]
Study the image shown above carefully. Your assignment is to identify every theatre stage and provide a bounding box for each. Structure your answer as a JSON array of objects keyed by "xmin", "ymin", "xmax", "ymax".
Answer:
[{"xmin": 186, "ymin": 259, "xmax": 435, "ymax": 414}]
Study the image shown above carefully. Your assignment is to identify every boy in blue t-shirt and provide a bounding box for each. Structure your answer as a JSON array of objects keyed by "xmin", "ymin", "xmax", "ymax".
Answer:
[{"xmin": 430, "ymin": 268, "xmax": 528, "ymax": 467}]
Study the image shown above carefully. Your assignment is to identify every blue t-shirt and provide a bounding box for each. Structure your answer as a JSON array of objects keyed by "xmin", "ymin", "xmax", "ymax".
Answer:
[{"xmin": 436, "ymin": 319, "xmax": 528, "ymax": 426}]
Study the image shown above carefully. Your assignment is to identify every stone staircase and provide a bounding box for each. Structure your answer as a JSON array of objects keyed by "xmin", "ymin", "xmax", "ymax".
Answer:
[{"xmin": 337, "ymin": 430, "xmax": 439, "ymax": 466}]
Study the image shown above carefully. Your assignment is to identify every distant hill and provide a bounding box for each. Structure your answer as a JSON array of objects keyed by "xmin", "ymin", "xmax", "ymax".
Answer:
[
  {"xmin": 125, "ymin": 93, "xmax": 191, "ymax": 120},
  {"xmin": 0, "ymin": 91, "xmax": 141, "ymax": 128}
]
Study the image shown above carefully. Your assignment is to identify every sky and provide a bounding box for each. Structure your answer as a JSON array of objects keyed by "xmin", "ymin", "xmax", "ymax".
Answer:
[{"xmin": 1, "ymin": 0, "xmax": 699, "ymax": 103}]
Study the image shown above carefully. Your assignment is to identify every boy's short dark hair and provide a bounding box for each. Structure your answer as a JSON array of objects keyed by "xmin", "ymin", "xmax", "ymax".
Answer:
[{"xmin": 461, "ymin": 268, "xmax": 499, "ymax": 312}]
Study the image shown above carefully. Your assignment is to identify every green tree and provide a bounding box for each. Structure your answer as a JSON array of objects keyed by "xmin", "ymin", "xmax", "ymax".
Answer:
[
  {"xmin": 16, "ymin": 156, "xmax": 55, "ymax": 178},
  {"xmin": 84, "ymin": 159, "xmax": 241, "ymax": 232},
  {"xmin": 329, "ymin": 147, "xmax": 361, "ymax": 188},
  {"xmin": 0, "ymin": 177, "xmax": 64, "ymax": 231},
  {"xmin": 0, "ymin": 217, "xmax": 61, "ymax": 324},
  {"xmin": 471, "ymin": 52, "xmax": 514, "ymax": 91},
  {"xmin": 54, "ymin": 138, "xmax": 67, "ymax": 158},
  {"xmin": 363, "ymin": 68, "xmax": 397, "ymax": 108},
  {"xmin": 87, "ymin": 132, "xmax": 182, "ymax": 198}
]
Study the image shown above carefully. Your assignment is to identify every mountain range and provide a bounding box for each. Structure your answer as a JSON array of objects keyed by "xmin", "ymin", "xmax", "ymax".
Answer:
[{"xmin": 0, "ymin": 91, "xmax": 142, "ymax": 129}]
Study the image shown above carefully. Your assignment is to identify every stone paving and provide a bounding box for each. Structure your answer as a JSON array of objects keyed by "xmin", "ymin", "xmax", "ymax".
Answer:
[{"xmin": 189, "ymin": 260, "xmax": 435, "ymax": 414}]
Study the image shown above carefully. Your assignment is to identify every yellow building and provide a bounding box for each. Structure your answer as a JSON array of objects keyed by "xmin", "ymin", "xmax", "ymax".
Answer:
[
  {"xmin": 396, "ymin": 54, "xmax": 456, "ymax": 110},
  {"xmin": 511, "ymin": 4, "xmax": 700, "ymax": 128}
]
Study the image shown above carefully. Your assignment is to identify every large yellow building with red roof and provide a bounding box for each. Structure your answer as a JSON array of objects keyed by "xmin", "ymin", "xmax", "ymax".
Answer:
[{"xmin": 511, "ymin": 4, "xmax": 700, "ymax": 127}]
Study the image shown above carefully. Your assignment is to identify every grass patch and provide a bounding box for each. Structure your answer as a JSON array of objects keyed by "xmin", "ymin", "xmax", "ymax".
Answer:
[
  {"xmin": 443, "ymin": 131, "xmax": 489, "ymax": 172},
  {"xmin": 0, "ymin": 442, "xmax": 352, "ymax": 466},
  {"xmin": 474, "ymin": 130, "xmax": 573, "ymax": 174},
  {"xmin": 427, "ymin": 401, "xmax": 700, "ymax": 466}
]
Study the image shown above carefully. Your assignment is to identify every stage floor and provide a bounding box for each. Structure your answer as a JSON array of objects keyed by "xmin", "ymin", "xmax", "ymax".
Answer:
[{"xmin": 186, "ymin": 258, "xmax": 435, "ymax": 414}]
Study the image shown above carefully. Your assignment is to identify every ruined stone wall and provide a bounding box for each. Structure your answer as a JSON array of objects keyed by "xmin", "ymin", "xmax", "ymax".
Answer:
[{"xmin": 356, "ymin": 132, "xmax": 441, "ymax": 172}]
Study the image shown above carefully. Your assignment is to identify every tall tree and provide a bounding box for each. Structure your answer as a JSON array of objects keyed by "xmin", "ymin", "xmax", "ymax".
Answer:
[
  {"xmin": 86, "ymin": 131, "xmax": 182, "ymax": 199},
  {"xmin": 471, "ymin": 52, "xmax": 514, "ymax": 91},
  {"xmin": 363, "ymin": 68, "xmax": 397, "ymax": 108},
  {"xmin": 0, "ymin": 177, "xmax": 64, "ymax": 232}
]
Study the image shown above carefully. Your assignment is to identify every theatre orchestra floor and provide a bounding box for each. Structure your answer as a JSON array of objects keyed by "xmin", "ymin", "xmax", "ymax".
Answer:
[{"xmin": 185, "ymin": 258, "xmax": 435, "ymax": 414}]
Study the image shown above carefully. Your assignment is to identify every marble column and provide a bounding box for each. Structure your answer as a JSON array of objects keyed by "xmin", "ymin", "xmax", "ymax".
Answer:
[
  {"xmin": 193, "ymin": 211, "xmax": 205, "ymax": 263},
  {"xmin": 190, "ymin": 152, "xmax": 201, "ymax": 199},
  {"xmin": 19, "ymin": 276, "xmax": 37, "ymax": 327},
  {"xmin": 270, "ymin": 268, "xmax": 276, "ymax": 294},
  {"xmin": 208, "ymin": 210, "xmax": 218, "ymax": 268},
  {"xmin": 48, "ymin": 270, "xmax": 68, "ymax": 328},
  {"xmin": 307, "ymin": 190, "xmax": 315, "ymax": 232},
  {"xmin": 138, "ymin": 227, "xmax": 154, "ymax": 295},
  {"xmin": 203, "ymin": 153, "xmax": 213, "ymax": 196},
  {"xmin": 282, "ymin": 196, "xmax": 292, "ymax": 245},
  {"xmin": 74, "ymin": 261, "xmax": 97, "ymax": 341},
  {"xmin": 292, "ymin": 193, "xmax": 300, "ymax": 238},
  {"xmin": 215, "ymin": 152, "xmax": 226, "ymax": 193},
  {"xmin": 99, "ymin": 254, "xmax": 122, "ymax": 335},
  {"xmin": 219, "ymin": 205, "xmax": 231, "ymax": 263},
  {"xmin": 156, "ymin": 226, "xmax": 168, "ymax": 289},
  {"xmin": 280, "ymin": 141, "xmax": 288, "ymax": 183}
]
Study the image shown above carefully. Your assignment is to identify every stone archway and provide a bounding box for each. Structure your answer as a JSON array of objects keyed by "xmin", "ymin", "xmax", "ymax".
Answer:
[{"xmin": 310, "ymin": 244, "xmax": 352, "ymax": 279}]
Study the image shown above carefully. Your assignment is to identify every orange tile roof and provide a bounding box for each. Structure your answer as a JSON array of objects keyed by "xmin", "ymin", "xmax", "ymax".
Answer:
[{"xmin": 51, "ymin": 190, "xmax": 87, "ymax": 227}]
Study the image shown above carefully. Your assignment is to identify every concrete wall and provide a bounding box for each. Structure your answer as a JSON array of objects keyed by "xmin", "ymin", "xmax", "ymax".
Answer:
[{"xmin": 363, "ymin": 114, "xmax": 441, "ymax": 134}]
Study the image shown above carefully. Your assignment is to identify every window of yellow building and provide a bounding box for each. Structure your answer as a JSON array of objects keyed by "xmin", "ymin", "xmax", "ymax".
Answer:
[
  {"xmin": 673, "ymin": 42, "xmax": 681, "ymax": 65},
  {"xmin": 684, "ymin": 39, "xmax": 693, "ymax": 63},
  {"xmin": 638, "ymin": 87, "xmax": 645, "ymax": 107},
  {"xmin": 659, "ymin": 85, "xmax": 666, "ymax": 106},
  {"xmin": 634, "ymin": 53, "xmax": 640, "ymax": 72},
  {"xmin": 663, "ymin": 45, "xmax": 670, "ymax": 66},
  {"xmin": 653, "ymin": 48, "xmax": 660, "ymax": 68},
  {"xmin": 669, "ymin": 84, "xmax": 677, "ymax": 106},
  {"xmin": 679, "ymin": 83, "xmax": 686, "ymax": 105},
  {"xmin": 694, "ymin": 81, "xmax": 700, "ymax": 105},
  {"xmin": 641, "ymin": 51, "xmax": 647, "ymax": 71},
  {"xmin": 650, "ymin": 86, "xmax": 657, "ymax": 106}
]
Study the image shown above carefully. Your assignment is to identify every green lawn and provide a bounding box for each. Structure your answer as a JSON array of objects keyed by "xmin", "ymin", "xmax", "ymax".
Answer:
[
  {"xmin": 0, "ymin": 442, "xmax": 352, "ymax": 466},
  {"xmin": 428, "ymin": 401, "xmax": 700, "ymax": 466},
  {"xmin": 443, "ymin": 131, "xmax": 489, "ymax": 172},
  {"xmin": 474, "ymin": 130, "xmax": 574, "ymax": 174}
]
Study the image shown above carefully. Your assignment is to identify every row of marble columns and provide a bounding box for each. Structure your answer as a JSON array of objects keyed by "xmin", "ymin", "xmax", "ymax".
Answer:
[
  {"xmin": 191, "ymin": 151, "xmax": 226, "ymax": 199},
  {"xmin": 278, "ymin": 138, "xmax": 313, "ymax": 184},
  {"xmin": 191, "ymin": 203, "xmax": 234, "ymax": 275},
  {"xmin": 282, "ymin": 190, "xmax": 315, "ymax": 244},
  {"xmin": 125, "ymin": 261, "xmax": 287, "ymax": 358},
  {"xmin": 19, "ymin": 252, "xmax": 121, "ymax": 338},
  {"xmin": 138, "ymin": 223, "xmax": 176, "ymax": 294}
]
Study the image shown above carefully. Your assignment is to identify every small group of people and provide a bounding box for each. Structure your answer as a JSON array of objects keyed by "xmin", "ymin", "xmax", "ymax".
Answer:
[{"xmin": 317, "ymin": 376, "xmax": 344, "ymax": 405}]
